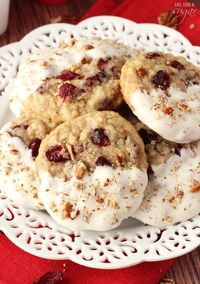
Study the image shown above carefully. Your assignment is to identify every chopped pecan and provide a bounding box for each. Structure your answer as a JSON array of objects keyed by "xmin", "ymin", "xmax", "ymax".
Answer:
[
  {"xmin": 85, "ymin": 44, "xmax": 94, "ymax": 50},
  {"xmin": 109, "ymin": 200, "xmax": 119, "ymax": 209},
  {"xmin": 64, "ymin": 202, "xmax": 72, "ymax": 218},
  {"xmin": 116, "ymin": 153, "xmax": 125, "ymax": 166},
  {"xmin": 178, "ymin": 102, "xmax": 188, "ymax": 111},
  {"xmin": 75, "ymin": 160, "xmax": 87, "ymax": 179},
  {"xmin": 66, "ymin": 143, "xmax": 75, "ymax": 160},
  {"xmin": 191, "ymin": 182, "xmax": 200, "ymax": 193},
  {"xmin": 162, "ymin": 105, "xmax": 173, "ymax": 115}
]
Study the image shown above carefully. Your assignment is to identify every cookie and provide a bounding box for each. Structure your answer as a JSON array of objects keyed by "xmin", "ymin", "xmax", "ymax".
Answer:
[
  {"xmin": 120, "ymin": 51, "xmax": 200, "ymax": 143},
  {"xmin": 0, "ymin": 115, "xmax": 51, "ymax": 210},
  {"xmin": 36, "ymin": 111, "xmax": 148, "ymax": 231},
  {"xmin": 133, "ymin": 128, "xmax": 200, "ymax": 227},
  {"xmin": 9, "ymin": 38, "xmax": 137, "ymax": 124}
]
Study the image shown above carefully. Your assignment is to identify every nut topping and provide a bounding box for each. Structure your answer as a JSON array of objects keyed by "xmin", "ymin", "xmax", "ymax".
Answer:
[{"xmin": 75, "ymin": 161, "xmax": 87, "ymax": 179}]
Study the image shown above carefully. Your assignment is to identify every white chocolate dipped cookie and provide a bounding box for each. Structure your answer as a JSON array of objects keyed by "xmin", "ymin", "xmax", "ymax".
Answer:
[
  {"xmin": 0, "ymin": 115, "xmax": 52, "ymax": 210},
  {"xmin": 120, "ymin": 51, "xmax": 200, "ymax": 143},
  {"xmin": 36, "ymin": 111, "xmax": 148, "ymax": 231},
  {"xmin": 133, "ymin": 127, "xmax": 200, "ymax": 227},
  {"xmin": 9, "ymin": 38, "xmax": 137, "ymax": 123}
]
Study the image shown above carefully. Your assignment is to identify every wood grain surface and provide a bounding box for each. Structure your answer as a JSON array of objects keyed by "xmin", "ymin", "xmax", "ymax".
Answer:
[{"xmin": 0, "ymin": 1, "xmax": 199, "ymax": 283}]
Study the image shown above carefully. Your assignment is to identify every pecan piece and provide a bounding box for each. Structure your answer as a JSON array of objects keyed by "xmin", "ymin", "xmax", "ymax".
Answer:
[
  {"xmin": 191, "ymin": 182, "xmax": 200, "ymax": 193},
  {"xmin": 75, "ymin": 161, "xmax": 87, "ymax": 180}
]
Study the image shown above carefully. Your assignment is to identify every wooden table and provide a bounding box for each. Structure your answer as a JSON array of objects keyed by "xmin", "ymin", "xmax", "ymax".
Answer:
[{"xmin": 0, "ymin": 0, "xmax": 199, "ymax": 283}]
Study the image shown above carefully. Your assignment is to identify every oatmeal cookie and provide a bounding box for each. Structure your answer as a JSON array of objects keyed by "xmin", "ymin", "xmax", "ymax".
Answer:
[
  {"xmin": 0, "ymin": 115, "xmax": 52, "ymax": 210},
  {"xmin": 120, "ymin": 51, "xmax": 200, "ymax": 143},
  {"xmin": 9, "ymin": 38, "xmax": 137, "ymax": 123},
  {"xmin": 36, "ymin": 111, "xmax": 148, "ymax": 231}
]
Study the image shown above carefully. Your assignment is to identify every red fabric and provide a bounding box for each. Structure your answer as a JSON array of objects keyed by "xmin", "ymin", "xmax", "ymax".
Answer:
[
  {"xmin": 3, "ymin": 0, "xmax": 200, "ymax": 283},
  {"xmin": 83, "ymin": 0, "xmax": 200, "ymax": 46},
  {"xmin": 0, "ymin": 233, "xmax": 174, "ymax": 284}
]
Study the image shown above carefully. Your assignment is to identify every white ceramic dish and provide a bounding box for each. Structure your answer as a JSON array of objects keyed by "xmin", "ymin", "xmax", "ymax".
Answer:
[{"xmin": 0, "ymin": 16, "xmax": 199, "ymax": 269}]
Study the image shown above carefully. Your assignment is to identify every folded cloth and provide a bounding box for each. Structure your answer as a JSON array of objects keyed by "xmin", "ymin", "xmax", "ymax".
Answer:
[
  {"xmin": 83, "ymin": 0, "xmax": 200, "ymax": 46},
  {"xmin": 3, "ymin": 0, "xmax": 200, "ymax": 283},
  {"xmin": 0, "ymin": 233, "xmax": 174, "ymax": 284}
]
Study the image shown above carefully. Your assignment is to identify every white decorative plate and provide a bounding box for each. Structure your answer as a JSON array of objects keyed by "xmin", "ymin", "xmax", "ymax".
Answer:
[{"xmin": 0, "ymin": 16, "xmax": 199, "ymax": 269}]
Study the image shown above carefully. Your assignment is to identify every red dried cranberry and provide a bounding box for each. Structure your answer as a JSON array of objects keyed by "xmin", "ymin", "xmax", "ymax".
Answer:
[
  {"xmin": 152, "ymin": 70, "xmax": 170, "ymax": 90},
  {"xmin": 56, "ymin": 70, "xmax": 81, "ymax": 81},
  {"xmin": 171, "ymin": 60, "xmax": 184, "ymax": 70},
  {"xmin": 29, "ymin": 138, "xmax": 41, "ymax": 158},
  {"xmin": 33, "ymin": 269, "xmax": 63, "ymax": 284},
  {"xmin": 84, "ymin": 72, "xmax": 106, "ymax": 91},
  {"xmin": 146, "ymin": 53, "xmax": 161, "ymax": 59},
  {"xmin": 97, "ymin": 57, "xmax": 111, "ymax": 71},
  {"xmin": 59, "ymin": 83, "xmax": 80, "ymax": 101},
  {"xmin": 95, "ymin": 156, "xmax": 112, "ymax": 166},
  {"xmin": 46, "ymin": 145, "xmax": 69, "ymax": 162},
  {"xmin": 91, "ymin": 128, "xmax": 110, "ymax": 146}
]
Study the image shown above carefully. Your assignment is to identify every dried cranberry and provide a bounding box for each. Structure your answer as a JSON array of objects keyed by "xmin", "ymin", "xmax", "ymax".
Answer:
[
  {"xmin": 91, "ymin": 128, "xmax": 110, "ymax": 146},
  {"xmin": 46, "ymin": 145, "xmax": 69, "ymax": 162},
  {"xmin": 95, "ymin": 156, "xmax": 112, "ymax": 166},
  {"xmin": 59, "ymin": 83, "xmax": 80, "ymax": 101},
  {"xmin": 29, "ymin": 138, "xmax": 41, "ymax": 158},
  {"xmin": 33, "ymin": 269, "xmax": 63, "ymax": 284},
  {"xmin": 97, "ymin": 57, "xmax": 111, "ymax": 71},
  {"xmin": 171, "ymin": 60, "xmax": 184, "ymax": 70},
  {"xmin": 138, "ymin": 129, "xmax": 157, "ymax": 145},
  {"xmin": 146, "ymin": 53, "xmax": 161, "ymax": 59},
  {"xmin": 84, "ymin": 72, "xmax": 106, "ymax": 91},
  {"xmin": 56, "ymin": 70, "xmax": 81, "ymax": 81},
  {"xmin": 152, "ymin": 70, "xmax": 170, "ymax": 90}
]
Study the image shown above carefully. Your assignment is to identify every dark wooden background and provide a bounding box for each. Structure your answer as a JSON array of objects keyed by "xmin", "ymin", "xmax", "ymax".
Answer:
[{"xmin": 0, "ymin": 0, "xmax": 199, "ymax": 283}]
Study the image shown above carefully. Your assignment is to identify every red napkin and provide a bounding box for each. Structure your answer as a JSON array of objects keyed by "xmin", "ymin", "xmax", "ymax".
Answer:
[
  {"xmin": 2, "ymin": 0, "xmax": 200, "ymax": 283},
  {"xmin": 0, "ymin": 233, "xmax": 173, "ymax": 283},
  {"xmin": 83, "ymin": 0, "xmax": 200, "ymax": 46}
]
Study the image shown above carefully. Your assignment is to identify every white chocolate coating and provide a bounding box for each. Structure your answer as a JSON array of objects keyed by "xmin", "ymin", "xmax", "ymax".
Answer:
[
  {"xmin": 39, "ymin": 165, "xmax": 148, "ymax": 231},
  {"xmin": 134, "ymin": 141, "xmax": 200, "ymax": 228},
  {"xmin": 130, "ymin": 85, "xmax": 200, "ymax": 143},
  {"xmin": 0, "ymin": 124, "xmax": 43, "ymax": 209}
]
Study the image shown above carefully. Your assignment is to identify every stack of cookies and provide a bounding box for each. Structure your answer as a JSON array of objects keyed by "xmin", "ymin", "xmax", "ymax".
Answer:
[{"xmin": 1, "ymin": 37, "xmax": 199, "ymax": 231}]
